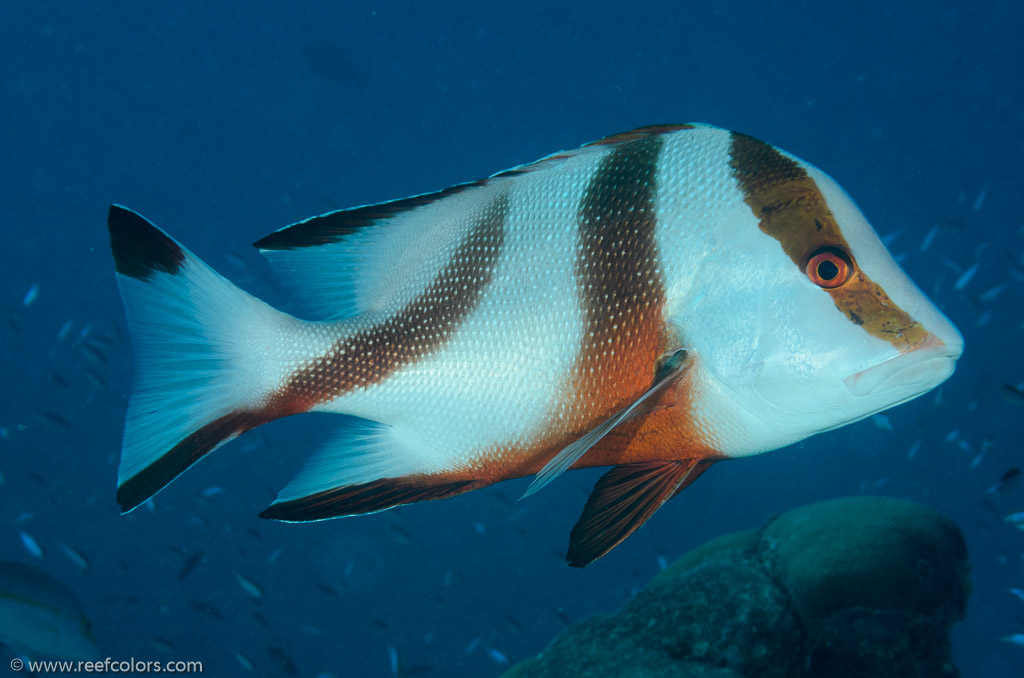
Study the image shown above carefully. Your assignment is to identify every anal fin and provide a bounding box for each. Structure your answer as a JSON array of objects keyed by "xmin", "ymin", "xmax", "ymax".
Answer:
[
  {"xmin": 260, "ymin": 476, "xmax": 479, "ymax": 521},
  {"xmin": 567, "ymin": 458, "xmax": 714, "ymax": 567},
  {"xmin": 260, "ymin": 417, "xmax": 481, "ymax": 521}
]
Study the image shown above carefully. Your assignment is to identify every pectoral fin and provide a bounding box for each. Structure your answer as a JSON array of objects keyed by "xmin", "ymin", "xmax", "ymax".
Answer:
[
  {"xmin": 567, "ymin": 458, "xmax": 714, "ymax": 567},
  {"xmin": 521, "ymin": 349, "xmax": 689, "ymax": 498}
]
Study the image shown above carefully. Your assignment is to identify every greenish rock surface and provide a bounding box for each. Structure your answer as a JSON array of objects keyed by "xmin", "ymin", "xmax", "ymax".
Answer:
[{"xmin": 502, "ymin": 496, "xmax": 969, "ymax": 678}]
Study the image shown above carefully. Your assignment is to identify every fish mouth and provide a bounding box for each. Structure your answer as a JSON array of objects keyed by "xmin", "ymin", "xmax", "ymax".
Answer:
[{"xmin": 843, "ymin": 343, "xmax": 960, "ymax": 399}]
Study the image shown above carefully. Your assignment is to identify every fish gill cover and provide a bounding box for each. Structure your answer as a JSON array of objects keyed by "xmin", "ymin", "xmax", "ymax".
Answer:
[{"xmin": 0, "ymin": 2, "xmax": 1022, "ymax": 676}]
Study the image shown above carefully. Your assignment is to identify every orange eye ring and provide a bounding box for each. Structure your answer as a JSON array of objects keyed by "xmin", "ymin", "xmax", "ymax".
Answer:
[{"xmin": 805, "ymin": 248, "xmax": 853, "ymax": 288}]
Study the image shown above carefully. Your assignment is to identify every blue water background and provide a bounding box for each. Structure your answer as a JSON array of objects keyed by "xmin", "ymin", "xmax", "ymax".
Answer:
[{"xmin": 2, "ymin": 1, "xmax": 1022, "ymax": 675}]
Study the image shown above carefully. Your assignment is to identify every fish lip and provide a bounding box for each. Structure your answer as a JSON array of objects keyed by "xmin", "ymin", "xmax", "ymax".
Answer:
[{"xmin": 843, "ymin": 341, "xmax": 960, "ymax": 398}]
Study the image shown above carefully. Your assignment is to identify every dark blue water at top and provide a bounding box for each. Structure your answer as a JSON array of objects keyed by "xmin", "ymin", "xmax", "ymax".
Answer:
[{"xmin": 1, "ymin": 1, "xmax": 1021, "ymax": 676}]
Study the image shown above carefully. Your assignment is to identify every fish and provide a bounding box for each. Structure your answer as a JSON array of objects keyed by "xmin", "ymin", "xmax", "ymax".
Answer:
[
  {"xmin": 0, "ymin": 560, "xmax": 101, "ymax": 659},
  {"xmin": 1002, "ymin": 633, "xmax": 1024, "ymax": 648},
  {"xmin": 177, "ymin": 550, "xmax": 204, "ymax": 581},
  {"xmin": 870, "ymin": 413, "xmax": 893, "ymax": 431},
  {"xmin": 1001, "ymin": 382, "xmax": 1024, "ymax": 403},
  {"xmin": 388, "ymin": 645, "xmax": 400, "ymax": 677},
  {"xmin": 972, "ymin": 185, "xmax": 988, "ymax": 212},
  {"xmin": 266, "ymin": 642, "xmax": 299, "ymax": 676},
  {"xmin": 18, "ymin": 531, "xmax": 44, "ymax": 559},
  {"xmin": 919, "ymin": 225, "xmax": 939, "ymax": 253},
  {"xmin": 953, "ymin": 261, "xmax": 979, "ymax": 291},
  {"xmin": 387, "ymin": 521, "xmax": 413, "ymax": 544},
  {"xmin": 58, "ymin": 543, "xmax": 90, "ymax": 573},
  {"xmin": 906, "ymin": 437, "xmax": 921, "ymax": 460},
  {"xmin": 487, "ymin": 648, "xmax": 510, "ymax": 664},
  {"xmin": 83, "ymin": 368, "xmax": 109, "ymax": 391},
  {"xmin": 22, "ymin": 283, "xmax": 39, "ymax": 307},
  {"xmin": 978, "ymin": 282, "xmax": 1007, "ymax": 304},
  {"xmin": 315, "ymin": 582, "xmax": 341, "ymax": 597},
  {"xmin": 57, "ymin": 319, "xmax": 75, "ymax": 340},
  {"xmin": 187, "ymin": 599, "xmax": 224, "ymax": 619},
  {"xmin": 235, "ymin": 573, "xmax": 263, "ymax": 600},
  {"xmin": 77, "ymin": 342, "xmax": 108, "ymax": 367},
  {"xmin": 987, "ymin": 467, "xmax": 1021, "ymax": 496},
  {"xmin": 1005, "ymin": 511, "xmax": 1024, "ymax": 530},
  {"xmin": 106, "ymin": 124, "xmax": 963, "ymax": 566},
  {"xmin": 235, "ymin": 653, "xmax": 254, "ymax": 672},
  {"xmin": 37, "ymin": 411, "xmax": 72, "ymax": 431}
]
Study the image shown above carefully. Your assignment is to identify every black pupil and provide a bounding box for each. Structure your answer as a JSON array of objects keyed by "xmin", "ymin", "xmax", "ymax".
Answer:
[{"xmin": 817, "ymin": 259, "xmax": 840, "ymax": 280}]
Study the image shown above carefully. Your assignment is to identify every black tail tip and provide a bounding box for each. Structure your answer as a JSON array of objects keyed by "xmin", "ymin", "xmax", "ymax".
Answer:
[
  {"xmin": 258, "ymin": 500, "xmax": 321, "ymax": 522},
  {"xmin": 257, "ymin": 506, "xmax": 279, "ymax": 520},
  {"xmin": 108, "ymin": 204, "xmax": 186, "ymax": 281},
  {"xmin": 115, "ymin": 481, "xmax": 149, "ymax": 514}
]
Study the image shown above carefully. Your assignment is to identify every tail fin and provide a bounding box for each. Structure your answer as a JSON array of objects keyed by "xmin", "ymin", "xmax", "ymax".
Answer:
[{"xmin": 108, "ymin": 205, "xmax": 297, "ymax": 512}]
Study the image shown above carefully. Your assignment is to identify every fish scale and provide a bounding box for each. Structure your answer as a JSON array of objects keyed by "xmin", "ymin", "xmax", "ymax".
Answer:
[{"xmin": 107, "ymin": 123, "xmax": 962, "ymax": 566}]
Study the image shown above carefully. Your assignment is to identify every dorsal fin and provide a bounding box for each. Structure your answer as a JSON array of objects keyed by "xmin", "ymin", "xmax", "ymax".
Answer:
[
  {"xmin": 254, "ymin": 180, "xmax": 486, "ymax": 252},
  {"xmin": 252, "ymin": 126, "xmax": 695, "ymax": 320},
  {"xmin": 253, "ymin": 152, "xmax": 578, "ymax": 321},
  {"xmin": 253, "ymin": 183, "xmax": 498, "ymax": 320}
]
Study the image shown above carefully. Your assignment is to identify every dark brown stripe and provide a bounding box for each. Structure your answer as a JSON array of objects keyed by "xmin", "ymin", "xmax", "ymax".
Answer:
[
  {"xmin": 259, "ymin": 476, "xmax": 480, "ymax": 521},
  {"xmin": 728, "ymin": 132, "xmax": 929, "ymax": 350},
  {"xmin": 279, "ymin": 191, "xmax": 509, "ymax": 405},
  {"xmin": 117, "ymin": 411, "xmax": 265, "ymax": 512},
  {"xmin": 108, "ymin": 205, "xmax": 185, "ymax": 280},
  {"xmin": 572, "ymin": 134, "xmax": 669, "ymax": 420}
]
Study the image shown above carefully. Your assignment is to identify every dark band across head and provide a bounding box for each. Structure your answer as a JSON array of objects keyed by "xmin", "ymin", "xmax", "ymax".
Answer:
[{"xmin": 728, "ymin": 132, "xmax": 928, "ymax": 351}]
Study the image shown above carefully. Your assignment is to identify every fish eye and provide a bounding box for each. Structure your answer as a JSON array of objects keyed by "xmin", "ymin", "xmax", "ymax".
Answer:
[{"xmin": 805, "ymin": 248, "xmax": 853, "ymax": 288}]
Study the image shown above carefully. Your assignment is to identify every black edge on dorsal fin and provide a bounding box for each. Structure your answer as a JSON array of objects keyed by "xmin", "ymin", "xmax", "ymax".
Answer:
[
  {"xmin": 259, "ymin": 476, "xmax": 481, "ymax": 522},
  {"xmin": 108, "ymin": 205, "xmax": 186, "ymax": 280},
  {"xmin": 583, "ymin": 123, "xmax": 696, "ymax": 147},
  {"xmin": 566, "ymin": 459, "xmax": 714, "ymax": 568},
  {"xmin": 253, "ymin": 179, "xmax": 488, "ymax": 251}
]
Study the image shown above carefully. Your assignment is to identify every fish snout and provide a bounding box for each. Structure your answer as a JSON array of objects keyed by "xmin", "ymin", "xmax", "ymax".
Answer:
[
  {"xmin": 843, "ymin": 331, "xmax": 962, "ymax": 399},
  {"xmin": 839, "ymin": 329, "xmax": 958, "ymax": 399}
]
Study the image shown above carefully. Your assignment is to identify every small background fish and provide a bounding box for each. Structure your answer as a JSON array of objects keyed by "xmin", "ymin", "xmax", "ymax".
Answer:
[{"xmin": 0, "ymin": 3, "xmax": 1021, "ymax": 676}]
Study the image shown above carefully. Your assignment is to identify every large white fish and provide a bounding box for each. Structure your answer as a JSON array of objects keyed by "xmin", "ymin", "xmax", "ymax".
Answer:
[{"xmin": 108, "ymin": 124, "xmax": 962, "ymax": 566}]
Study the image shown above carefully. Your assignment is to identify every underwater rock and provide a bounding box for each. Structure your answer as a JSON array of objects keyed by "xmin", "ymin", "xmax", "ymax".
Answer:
[{"xmin": 502, "ymin": 496, "xmax": 969, "ymax": 678}]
